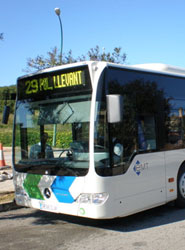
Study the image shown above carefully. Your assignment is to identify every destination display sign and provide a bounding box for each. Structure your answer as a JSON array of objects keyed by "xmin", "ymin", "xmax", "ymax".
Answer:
[{"xmin": 17, "ymin": 66, "xmax": 92, "ymax": 100}]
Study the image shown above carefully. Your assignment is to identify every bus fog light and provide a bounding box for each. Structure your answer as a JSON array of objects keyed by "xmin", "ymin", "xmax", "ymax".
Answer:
[
  {"xmin": 77, "ymin": 193, "xmax": 91, "ymax": 204},
  {"xmin": 92, "ymin": 193, "xmax": 109, "ymax": 204},
  {"xmin": 77, "ymin": 193, "xmax": 108, "ymax": 205}
]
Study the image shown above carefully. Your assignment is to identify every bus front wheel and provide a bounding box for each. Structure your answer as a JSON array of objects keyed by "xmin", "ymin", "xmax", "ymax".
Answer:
[{"xmin": 176, "ymin": 165, "xmax": 185, "ymax": 208}]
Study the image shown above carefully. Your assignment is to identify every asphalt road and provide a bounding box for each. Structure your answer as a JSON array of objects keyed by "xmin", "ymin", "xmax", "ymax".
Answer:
[{"xmin": 0, "ymin": 204, "xmax": 185, "ymax": 250}]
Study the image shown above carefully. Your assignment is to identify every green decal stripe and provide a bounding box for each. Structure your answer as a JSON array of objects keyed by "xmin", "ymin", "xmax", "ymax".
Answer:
[{"xmin": 23, "ymin": 174, "xmax": 44, "ymax": 200}]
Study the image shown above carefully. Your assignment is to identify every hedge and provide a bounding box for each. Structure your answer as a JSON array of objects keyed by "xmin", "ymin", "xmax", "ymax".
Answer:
[{"xmin": 0, "ymin": 129, "xmax": 72, "ymax": 148}]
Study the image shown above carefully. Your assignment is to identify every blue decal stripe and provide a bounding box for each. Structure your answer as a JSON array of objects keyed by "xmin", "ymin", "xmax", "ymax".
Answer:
[{"xmin": 51, "ymin": 176, "xmax": 76, "ymax": 203}]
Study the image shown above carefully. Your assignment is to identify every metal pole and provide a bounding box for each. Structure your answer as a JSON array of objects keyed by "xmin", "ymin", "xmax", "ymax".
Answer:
[
  {"xmin": 58, "ymin": 14, "xmax": 63, "ymax": 64},
  {"xmin": 53, "ymin": 8, "xmax": 63, "ymax": 146}
]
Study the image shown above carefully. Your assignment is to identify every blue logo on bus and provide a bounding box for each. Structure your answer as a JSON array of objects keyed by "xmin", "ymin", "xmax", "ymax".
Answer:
[
  {"xmin": 133, "ymin": 160, "xmax": 149, "ymax": 176},
  {"xmin": 133, "ymin": 160, "xmax": 141, "ymax": 176}
]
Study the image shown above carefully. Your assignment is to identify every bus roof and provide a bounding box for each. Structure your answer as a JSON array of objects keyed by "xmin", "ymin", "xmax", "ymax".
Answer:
[
  {"xmin": 18, "ymin": 61, "xmax": 185, "ymax": 80},
  {"xmin": 130, "ymin": 63, "xmax": 185, "ymax": 77}
]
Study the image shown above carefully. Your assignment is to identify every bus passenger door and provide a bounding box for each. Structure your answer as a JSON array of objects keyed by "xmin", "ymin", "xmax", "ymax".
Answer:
[
  {"xmin": 111, "ymin": 114, "xmax": 166, "ymax": 215},
  {"xmin": 125, "ymin": 115, "xmax": 166, "ymax": 212},
  {"xmin": 128, "ymin": 151, "xmax": 166, "ymax": 210}
]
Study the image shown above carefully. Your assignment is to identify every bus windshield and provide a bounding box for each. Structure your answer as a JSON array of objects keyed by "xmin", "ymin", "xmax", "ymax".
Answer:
[{"xmin": 14, "ymin": 94, "xmax": 91, "ymax": 177}]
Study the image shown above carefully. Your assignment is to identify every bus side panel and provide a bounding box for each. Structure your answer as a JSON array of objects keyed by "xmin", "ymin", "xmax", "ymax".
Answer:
[{"xmin": 77, "ymin": 152, "xmax": 166, "ymax": 219}]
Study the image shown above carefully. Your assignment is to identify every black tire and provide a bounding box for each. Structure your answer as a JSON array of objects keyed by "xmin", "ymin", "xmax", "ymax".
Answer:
[{"xmin": 175, "ymin": 165, "xmax": 185, "ymax": 208}]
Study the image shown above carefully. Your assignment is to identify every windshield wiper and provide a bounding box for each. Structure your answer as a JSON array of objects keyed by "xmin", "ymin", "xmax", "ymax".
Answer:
[{"xmin": 55, "ymin": 164, "xmax": 79, "ymax": 176}]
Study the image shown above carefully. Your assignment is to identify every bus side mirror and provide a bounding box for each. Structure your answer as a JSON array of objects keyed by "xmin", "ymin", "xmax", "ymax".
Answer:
[
  {"xmin": 106, "ymin": 95, "xmax": 123, "ymax": 123},
  {"xmin": 2, "ymin": 105, "xmax": 10, "ymax": 124},
  {"xmin": 1, "ymin": 92, "xmax": 16, "ymax": 124}
]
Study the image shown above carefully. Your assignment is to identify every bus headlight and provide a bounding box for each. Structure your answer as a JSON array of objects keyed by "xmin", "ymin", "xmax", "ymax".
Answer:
[{"xmin": 77, "ymin": 193, "xmax": 109, "ymax": 205}]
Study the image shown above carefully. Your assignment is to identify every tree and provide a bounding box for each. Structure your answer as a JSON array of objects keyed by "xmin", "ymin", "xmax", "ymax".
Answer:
[
  {"xmin": 25, "ymin": 45, "xmax": 127, "ymax": 72},
  {"xmin": 86, "ymin": 46, "xmax": 126, "ymax": 63},
  {"xmin": 25, "ymin": 47, "xmax": 77, "ymax": 72},
  {"xmin": 0, "ymin": 33, "xmax": 4, "ymax": 41}
]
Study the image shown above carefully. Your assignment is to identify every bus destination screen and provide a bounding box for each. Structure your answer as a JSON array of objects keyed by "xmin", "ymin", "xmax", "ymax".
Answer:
[{"xmin": 17, "ymin": 66, "xmax": 92, "ymax": 100}]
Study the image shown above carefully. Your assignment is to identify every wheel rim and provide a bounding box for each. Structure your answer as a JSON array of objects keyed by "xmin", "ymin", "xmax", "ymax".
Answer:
[{"xmin": 179, "ymin": 173, "xmax": 185, "ymax": 198}]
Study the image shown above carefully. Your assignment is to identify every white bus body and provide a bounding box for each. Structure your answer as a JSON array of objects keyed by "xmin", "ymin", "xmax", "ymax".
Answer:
[{"xmin": 13, "ymin": 61, "xmax": 185, "ymax": 219}]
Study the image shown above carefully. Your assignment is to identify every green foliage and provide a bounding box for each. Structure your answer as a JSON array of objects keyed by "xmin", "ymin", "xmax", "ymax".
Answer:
[
  {"xmin": 0, "ymin": 114, "xmax": 13, "ymax": 146},
  {"xmin": 0, "ymin": 129, "xmax": 72, "ymax": 148},
  {"xmin": 25, "ymin": 47, "xmax": 78, "ymax": 72},
  {"xmin": 46, "ymin": 131, "xmax": 72, "ymax": 148},
  {"xmin": 24, "ymin": 45, "xmax": 127, "ymax": 73},
  {"xmin": 87, "ymin": 46, "xmax": 126, "ymax": 63},
  {"xmin": 0, "ymin": 129, "xmax": 13, "ymax": 146}
]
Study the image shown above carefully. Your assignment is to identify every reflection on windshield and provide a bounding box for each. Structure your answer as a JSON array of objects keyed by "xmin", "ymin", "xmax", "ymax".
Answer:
[
  {"xmin": 39, "ymin": 103, "xmax": 74, "ymax": 125},
  {"xmin": 14, "ymin": 95, "xmax": 91, "ymax": 176}
]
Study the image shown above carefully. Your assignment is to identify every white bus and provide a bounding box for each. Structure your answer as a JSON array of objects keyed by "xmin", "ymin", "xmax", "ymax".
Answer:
[{"xmin": 13, "ymin": 61, "xmax": 185, "ymax": 219}]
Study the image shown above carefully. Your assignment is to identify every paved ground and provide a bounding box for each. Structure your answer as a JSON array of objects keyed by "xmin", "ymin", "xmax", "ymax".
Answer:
[
  {"xmin": 1, "ymin": 205, "xmax": 185, "ymax": 250},
  {"xmin": 0, "ymin": 146, "xmax": 14, "ymax": 191}
]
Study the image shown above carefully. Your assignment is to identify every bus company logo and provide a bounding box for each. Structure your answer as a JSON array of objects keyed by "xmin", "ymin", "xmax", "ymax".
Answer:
[{"xmin": 133, "ymin": 160, "xmax": 149, "ymax": 176}]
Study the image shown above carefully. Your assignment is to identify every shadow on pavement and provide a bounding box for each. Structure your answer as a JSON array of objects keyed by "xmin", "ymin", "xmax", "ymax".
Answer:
[{"xmin": 1, "ymin": 203, "xmax": 185, "ymax": 232}]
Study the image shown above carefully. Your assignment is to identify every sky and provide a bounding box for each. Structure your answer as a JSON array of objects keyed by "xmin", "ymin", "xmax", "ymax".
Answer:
[{"xmin": 1, "ymin": 0, "xmax": 185, "ymax": 86}]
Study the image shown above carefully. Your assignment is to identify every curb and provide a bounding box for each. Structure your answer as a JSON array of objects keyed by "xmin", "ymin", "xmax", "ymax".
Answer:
[
  {"xmin": 0, "ymin": 166, "xmax": 11, "ymax": 171},
  {"xmin": 0, "ymin": 200, "xmax": 21, "ymax": 212},
  {"xmin": 0, "ymin": 192, "xmax": 23, "ymax": 212}
]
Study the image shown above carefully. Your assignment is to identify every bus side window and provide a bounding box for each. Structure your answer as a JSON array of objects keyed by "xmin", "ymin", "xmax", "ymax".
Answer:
[
  {"xmin": 138, "ymin": 115, "xmax": 156, "ymax": 151},
  {"xmin": 165, "ymin": 107, "xmax": 185, "ymax": 150}
]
